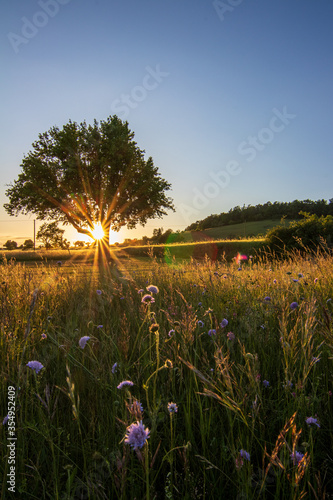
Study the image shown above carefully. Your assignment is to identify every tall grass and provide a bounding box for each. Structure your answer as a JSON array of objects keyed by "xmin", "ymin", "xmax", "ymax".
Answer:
[{"xmin": 1, "ymin": 249, "xmax": 332, "ymax": 499}]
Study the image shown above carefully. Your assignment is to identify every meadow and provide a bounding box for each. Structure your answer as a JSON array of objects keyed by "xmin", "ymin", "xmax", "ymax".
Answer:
[{"xmin": 1, "ymin": 248, "xmax": 333, "ymax": 499}]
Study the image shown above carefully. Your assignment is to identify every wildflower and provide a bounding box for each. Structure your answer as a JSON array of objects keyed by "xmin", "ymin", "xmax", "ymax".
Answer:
[
  {"xmin": 264, "ymin": 296, "xmax": 271, "ymax": 301},
  {"xmin": 41, "ymin": 333, "xmax": 47, "ymax": 340},
  {"xmin": 57, "ymin": 261, "xmax": 62, "ymax": 266},
  {"xmin": 2, "ymin": 415, "xmax": 9, "ymax": 425},
  {"xmin": 130, "ymin": 400, "xmax": 144, "ymax": 416},
  {"xmin": 125, "ymin": 420, "xmax": 150, "ymax": 449},
  {"xmin": 273, "ymin": 279, "xmax": 277, "ymax": 284},
  {"xmin": 220, "ymin": 318, "xmax": 228, "ymax": 328},
  {"xmin": 96, "ymin": 289, "xmax": 102, "ymax": 295},
  {"xmin": 111, "ymin": 362, "xmax": 118, "ymax": 374},
  {"xmin": 141, "ymin": 294, "xmax": 155, "ymax": 304},
  {"xmin": 290, "ymin": 451, "xmax": 304, "ymax": 465},
  {"xmin": 227, "ymin": 331, "xmax": 235, "ymax": 341},
  {"xmin": 197, "ymin": 320, "xmax": 204, "ymax": 327},
  {"xmin": 292, "ymin": 279, "xmax": 299, "ymax": 283},
  {"xmin": 263, "ymin": 380, "xmax": 269, "ymax": 388},
  {"xmin": 147, "ymin": 285, "xmax": 159, "ymax": 294},
  {"xmin": 298, "ymin": 273, "xmax": 304, "ymax": 278},
  {"xmin": 168, "ymin": 329, "xmax": 175, "ymax": 337},
  {"xmin": 314, "ymin": 278, "xmax": 318, "ymax": 284},
  {"xmin": 238, "ymin": 267, "xmax": 242, "ymax": 271},
  {"xmin": 138, "ymin": 289, "xmax": 144, "ymax": 293},
  {"xmin": 240, "ymin": 449, "xmax": 250, "ymax": 461},
  {"xmin": 208, "ymin": 329, "xmax": 216, "ymax": 337},
  {"xmin": 198, "ymin": 302, "xmax": 202, "ymax": 307},
  {"xmin": 26, "ymin": 360, "xmax": 44, "ymax": 374},
  {"xmin": 117, "ymin": 380, "xmax": 134, "ymax": 390},
  {"xmin": 79, "ymin": 336, "xmax": 90, "ymax": 349},
  {"xmin": 305, "ymin": 417, "xmax": 320, "ymax": 428},
  {"xmin": 167, "ymin": 402, "xmax": 178, "ymax": 414},
  {"xmin": 290, "ymin": 302, "xmax": 298, "ymax": 310},
  {"xmin": 97, "ymin": 325, "xmax": 103, "ymax": 329}
]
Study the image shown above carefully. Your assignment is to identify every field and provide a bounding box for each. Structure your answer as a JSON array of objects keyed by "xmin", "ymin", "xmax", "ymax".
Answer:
[{"xmin": 1, "ymin": 248, "xmax": 333, "ymax": 499}]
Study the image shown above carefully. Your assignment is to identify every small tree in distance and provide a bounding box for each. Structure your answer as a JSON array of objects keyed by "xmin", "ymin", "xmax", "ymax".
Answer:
[
  {"xmin": 36, "ymin": 222, "xmax": 65, "ymax": 249},
  {"xmin": 4, "ymin": 240, "xmax": 18, "ymax": 250},
  {"xmin": 4, "ymin": 115, "xmax": 174, "ymax": 267}
]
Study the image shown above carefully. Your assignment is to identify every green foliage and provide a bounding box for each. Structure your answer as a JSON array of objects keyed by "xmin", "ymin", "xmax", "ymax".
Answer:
[
  {"xmin": 4, "ymin": 115, "xmax": 174, "ymax": 242},
  {"xmin": 186, "ymin": 198, "xmax": 333, "ymax": 231},
  {"xmin": 266, "ymin": 213, "xmax": 333, "ymax": 251}
]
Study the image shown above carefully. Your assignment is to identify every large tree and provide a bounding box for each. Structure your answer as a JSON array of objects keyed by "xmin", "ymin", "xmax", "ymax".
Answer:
[{"xmin": 4, "ymin": 115, "xmax": 174, "ymax": 263}]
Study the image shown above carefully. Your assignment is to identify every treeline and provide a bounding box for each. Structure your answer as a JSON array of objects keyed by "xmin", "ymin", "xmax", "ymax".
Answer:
[{"xmin": 186, "ymin": 198, "xmax": 333, "ymax": 231}]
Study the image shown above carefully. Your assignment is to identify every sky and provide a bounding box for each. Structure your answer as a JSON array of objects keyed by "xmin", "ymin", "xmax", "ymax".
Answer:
[{"xmin": 0, "ymin": 0, "xmax": 332, "ymax": 245}]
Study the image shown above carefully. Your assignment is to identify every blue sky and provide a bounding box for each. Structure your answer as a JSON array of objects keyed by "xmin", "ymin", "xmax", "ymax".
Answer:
[{"xmin": 0, "ymin": 0, "xmax": 332, "ymax": 244}]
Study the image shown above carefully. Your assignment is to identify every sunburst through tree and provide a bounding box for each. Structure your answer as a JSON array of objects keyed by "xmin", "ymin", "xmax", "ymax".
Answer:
[{"xmin": 4, "ymin": 115, "xmax": 175, "ymax": 268}]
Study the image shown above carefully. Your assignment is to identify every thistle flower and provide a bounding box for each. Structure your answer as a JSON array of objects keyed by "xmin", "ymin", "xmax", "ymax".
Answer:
[
  {"xmin": 305, "ymin": 416, "xmax": 320, "ymax": 428},
  {"xmin": 141, "ymin": 294, "xmax": 155, "ymax": 304},
  {"xmin": 26, "ymin": 361, "xmax": 44, "ymax": 374},
  {"xmin": 124, "ymin": 420, "xmax": 150, "ymax": 449},
  {"xmin": 146, "ymin": 285, "xmax": 159, "ymax": 294},
  {"xmin": 167, "ymin": 402, "xmax": 178, "ymax": 414},
  {"xmin": 79, "ymin": 336, "xmax": 90, "ymax": 349},
  {"xmin": 220, "ymin": 318, "xmax": 228, "ymax": 328},
  {"xmin": 130, "ymin": 400, "xmax": 144, "ymax": 417},
  {"xmin": 117, "ymin": 380, "xmax": 134, "ymax": 390}
]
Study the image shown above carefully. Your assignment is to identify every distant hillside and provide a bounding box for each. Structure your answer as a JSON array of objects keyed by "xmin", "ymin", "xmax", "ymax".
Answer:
[{"xmin": 185, "ymin": 198, "xmax": 333, "ymax": 231}]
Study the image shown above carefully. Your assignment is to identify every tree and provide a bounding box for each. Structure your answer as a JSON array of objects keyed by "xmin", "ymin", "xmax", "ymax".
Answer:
[
  {"xmin": 4, "ymin": 115, "xmax": 174, "ymax": 266},
  {"xmin": 36, "ymin": 222, "xmax": 65, "ymax": 249},
  {"xmin": 22, "ymin": 239, "xmax": 34, "ymax": 250},
  {"xmin": 4, "ymin": 240, "xmax": 18, "ymax": 250}
]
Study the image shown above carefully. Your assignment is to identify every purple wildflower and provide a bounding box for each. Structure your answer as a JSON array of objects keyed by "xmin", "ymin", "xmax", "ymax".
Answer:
[
  {"xmin": 146, "ymin": 285, "xmax": 159, "ymax": 294},
  {"xmin": 125, "ymin": 420, "xmax": 150, "ymax": 449},
  {"xmin": 305, "ymin": 417, "xmax": 320, "ymax": 428},
  {"xmin": 96, "ymin": 289, "xmax": 102, "ymax": 295},
  {"xmin": 117, "ymin": 380, "xmax": 134, "ymax": 390},
  {"xmin": 79, "ymin": 336, "xmax": 90, "ymax": 349},
  {"xmin": 197, "ymin": 320, "xmax": 204, "ymax": 327},
  {"xmin": 111, "ymin": 362, "xmax": 118, "ymax": 374},
  {"xmin": 240, "ymin": 449, "xmax": 250, "ymax": 461},
  {"xmin": 220, "ymin": 319, "xmax": 228, "ymax": 328},
  {"xmin": 168, "ymin": 329, "xmax": 175, "ymax": 337},
  {"xmin": 263, "ymin": 380, "xmax": 269, "ymax": 388},
  {"xmin": 2, "ymin": 415, "xmax": 9, "ymax": 425},
  {"xmin": 208, "ymin": 329, "xmax": 216, "ymax": 337},
  {"xmin": 167, "ymin": 402, "xmax": 178, "ymax": 414},
  {"xmin": 141, "ymin": 294, "xmax": 155, "ymax": 304},
  {"xmin": 290, "ymin": 451, "xmax": 304, "ymax": 465},
  {"xmin": 138, "ymin": 289, "xmax": 144, "ymax": 293},
  {"xmin": 290, "ymin": 302, "xmax": 298, "ymax": 310},
  {"xmin": 41, "ymin": 333, "xmax": 47, "ymax": 340},
  {"xmin": 26, "ymin": 361, "xmax": 44, "ymax": 374},
  {"xmin": 264, "ymin": 296, "xmax": 271, "ymax": 301},
  {"xmin": 227, "ymin": 331, "xmax": 235, "ymax": 341}
]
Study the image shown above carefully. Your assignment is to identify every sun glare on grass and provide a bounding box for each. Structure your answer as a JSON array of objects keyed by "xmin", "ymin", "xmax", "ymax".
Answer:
[{"xmin": 92, "ymin": 223, "xmax": 105, "ymax": 240}]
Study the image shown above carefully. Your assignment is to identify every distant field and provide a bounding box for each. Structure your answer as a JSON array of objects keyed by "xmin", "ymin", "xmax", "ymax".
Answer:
[{"xmin": 181, "ymin": 219, "xmax": 291, "ymax": 241}]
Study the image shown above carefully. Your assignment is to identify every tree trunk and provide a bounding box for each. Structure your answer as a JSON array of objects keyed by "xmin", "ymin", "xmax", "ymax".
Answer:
[{"xmin": 96, "ymin": 225, "xmax": 115, "ymax": 272}]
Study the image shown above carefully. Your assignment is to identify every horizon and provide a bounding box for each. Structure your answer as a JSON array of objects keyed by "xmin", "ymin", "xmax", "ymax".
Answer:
[{"xmin": 1, "ymin": 1, "xmax": 332, "ymax": 245}]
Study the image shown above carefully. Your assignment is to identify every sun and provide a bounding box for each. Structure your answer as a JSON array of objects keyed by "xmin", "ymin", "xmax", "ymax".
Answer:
[{"xmin": 91, "ymin": 223, "xmax": 105, "ymax": 240}]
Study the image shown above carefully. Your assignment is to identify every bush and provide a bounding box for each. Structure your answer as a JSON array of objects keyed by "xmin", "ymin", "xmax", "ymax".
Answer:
[{"xmin": 266, "ymin": 213, "xmax": 333, "ymax": 251}]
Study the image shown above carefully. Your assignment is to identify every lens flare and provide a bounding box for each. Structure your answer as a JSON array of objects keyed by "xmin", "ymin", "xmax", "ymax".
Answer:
[{"xmin": 91, "ymin": 223, "xmax": 104, "ymax": 240}]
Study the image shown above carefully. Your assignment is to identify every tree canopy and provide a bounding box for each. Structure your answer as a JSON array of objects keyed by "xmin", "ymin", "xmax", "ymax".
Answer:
[{"xmin": 4, "ymin": 116, "xmax": 174, "ymax": 247}]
